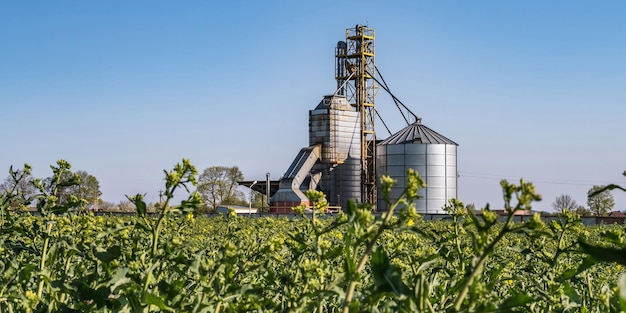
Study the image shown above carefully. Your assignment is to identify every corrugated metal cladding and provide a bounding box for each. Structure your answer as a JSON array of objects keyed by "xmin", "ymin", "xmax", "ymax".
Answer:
[
  {"xmin": 376, "ymin": 121, "xmax": 458, "ymax": 214},
  {"xmin": 309, "ymin": 95, "xmax": 361, "ymax": 207}
]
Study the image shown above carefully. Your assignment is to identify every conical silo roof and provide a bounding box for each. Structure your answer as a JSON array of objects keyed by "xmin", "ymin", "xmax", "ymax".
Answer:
[{"xmin": 379, "ymin": 119, "xmax": 458, "ymax": 145}]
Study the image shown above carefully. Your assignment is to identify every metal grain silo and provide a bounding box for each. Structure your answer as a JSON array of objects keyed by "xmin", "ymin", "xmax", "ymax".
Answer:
[
  {"xmin": 309, "ymin": 95, "xmax": 362, "ymax": 207},
  {"xmin": 376, "ymin": 119, "xmax": 458, "ymax": 214}
]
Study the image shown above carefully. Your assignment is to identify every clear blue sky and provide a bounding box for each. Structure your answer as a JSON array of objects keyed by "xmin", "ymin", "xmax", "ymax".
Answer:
[{"xmin": 2, "ymin": 1, "xmax": 625, "ymax": 211}]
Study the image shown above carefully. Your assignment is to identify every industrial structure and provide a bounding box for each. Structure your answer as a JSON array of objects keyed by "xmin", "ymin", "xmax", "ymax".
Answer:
[
  {"xmin": 243, "ymin": 25, "xmax": 458, "ymax": 214},
  {"xmin": 376, "ymin": 119, "xmax": 457, "ymax": 214}
]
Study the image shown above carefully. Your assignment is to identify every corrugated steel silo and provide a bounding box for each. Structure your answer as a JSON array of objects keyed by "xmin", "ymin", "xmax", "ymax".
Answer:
[
  {"xmin": 309, "ymin": 95, "xmax": 362, "ymax": 207},
  {"xmin": 376, "ymin": 119, "xmax": 458, "ymax": 213}
]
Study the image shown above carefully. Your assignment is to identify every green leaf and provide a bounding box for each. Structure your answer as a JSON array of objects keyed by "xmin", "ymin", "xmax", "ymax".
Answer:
[
  {"xmin": 136, "ymin": 200, "xmax": 147, "ymax": 217},
  {"xmin": 72, "ymin": 281, "xmax": 107, "ymax": 308},
  {"xmin": 108, "ymin": 267, "xmax": 131, "ymax": 291},
  {"xmin": 343, "ymin": 231, "xmax": 356, "ymax": 276},
  {"xmin": 50, "ymin": 204, "xmax": 69, "ymax": 214},
  {"xmin": 467, "ymin": 208, "xmax": 483, "ymax": 232},
  {"xmin": 158, "ymin": 280, "xmax": 186, "ymax": 304},
  {"xmin": 345, "ymin": 199, "xmax": 356, "ymax": 215},
  {"xmin": 601, "ymin": 230, "xmax": 623, "ymax": 245},
  {"xmin": 19, "ymin": 263, "xmax": 36, "ymax": 282},
  {"xmin": 189, "ymin": 250, "xmax": 204, "ymax": 276},
  {"xmin": 134, "ymin": 221, "xmax": 152, "ymax": 232},
  {"xmin": 579, "ymin": 240, "xmax": 626, "ymax": 265},
  {"xmin": 128, "ymin": 194, "xmax": 147, "ymax": 217},
  {"xmin": 371, "ymin": 247, "xmax": 408, "ymax": 295},
  {"xmin": 557, "ymin": 256, "xmax": 596, "ymax": 282},
  {"xmin": 415, "ymin": 254, "xmax": 439, "ymax": 273},
  {"xmin": 344, "ymin": 251, "xmax": 356, "ymax": 276},
  {"xmin": 407, "ymin": 225, "xmax": 436, "ymax": 241},
  {"xmin": 94, "ymin": 245, "xmax": 122, "ymax": 263},
  {"xmin": 348, "ymin": 299, "xmax": 360, "ymax": 312},
  {"xmin": 563, "ymin": 281, "xmax": 581, "ymax": 305},
  {"xmin": 96, "ymin": 223, "xmax": 133, "ymax": 239},
  {"xmin": 145, "ymin": 293, "xmax": 174, "ymax": 312},
  {"xmin": 618, "ymin": 273, "xmax": 626, "ymax": 312},
  {"xmin": 499, "ymin": 293, "xmax": 534, "ymax": 310},
  {"xmin": 590, "ymin": 184, "xmax": 626, "ymax": 196}
]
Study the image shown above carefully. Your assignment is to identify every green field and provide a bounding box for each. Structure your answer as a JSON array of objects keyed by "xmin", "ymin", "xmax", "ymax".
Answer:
[
  {"xmin": 2, "ymin": 161, "xmax": 626, "ymax": 312},
  {"xmin": 1, "ymin": 210, "xmax": 624, "ymax": 312}
]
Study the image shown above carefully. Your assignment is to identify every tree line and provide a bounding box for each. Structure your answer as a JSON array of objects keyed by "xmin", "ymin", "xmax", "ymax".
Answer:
[
  {"xmin": 1, "ymin": 163, "xmax": 620, "ymax": 215},
  {"xmin": 0, "ymin": 166, "xmax": 101, "ymax": 210},
  {"xmin": 551, "ymin": 185, "xmax": 616, "ymax": 216},
  {"xmin": 0, "ymin": 165, "xmax": 261, "ymax": 213}
]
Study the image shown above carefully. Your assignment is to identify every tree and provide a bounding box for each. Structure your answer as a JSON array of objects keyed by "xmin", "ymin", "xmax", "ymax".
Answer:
[
  {"xmin": 0, "ymin": 164, "xmax": 36, "ymax": 209},
  {"xmin": 196, "ymin": 166, "xmax": 246, "ymax": 212},
  {"xmin": 575, "ymin": 205, "xmax": 592, "ymax": 217},
  {"xmin": 0, "ymin": 166, "xmax": 36, "ymax": 202},
  {"xmin": 97, "ymin": 200, "xmax": 116, "ymax": 212},
  {"xmin": 70, "ymin": 170, "xmax": 101, "ymax": 208},
  {"xmin": 53, "ymin": 170, "xmax": 102, "ymax": 209},
  {"xmin": 116, "ymin": 200, "xmax": 136, "ymax": 212},
  {"xmin": 552, "ymin": 194, "xmax": 578, "ymax": 213},
  {"xmin": 252, "ymin": 191, "xmax": 268, "ymax": 212},
  {"xmin": 587, "ymin": 185, "xmax": 615, "ymax": 216}
]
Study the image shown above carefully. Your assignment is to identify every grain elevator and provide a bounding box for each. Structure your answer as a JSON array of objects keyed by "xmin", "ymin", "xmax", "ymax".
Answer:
[{"xmin": 263, "ymin": 25, "xmax": 458, "ymax": 214}]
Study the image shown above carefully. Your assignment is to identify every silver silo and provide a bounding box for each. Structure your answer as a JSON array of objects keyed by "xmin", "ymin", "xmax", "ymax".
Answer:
[
  {"xmin": 309, "ymin": 95, "xmax": 362, "ymax": 207},
  {"xmin": 376, "ymin": 119, "xmax": 458, "ymax": 214}
]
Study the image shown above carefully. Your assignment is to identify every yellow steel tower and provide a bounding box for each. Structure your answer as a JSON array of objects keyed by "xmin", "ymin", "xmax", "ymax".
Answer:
[{"xmin": 335, "ymin": 25, "xmax": 378, "ymax": 205}]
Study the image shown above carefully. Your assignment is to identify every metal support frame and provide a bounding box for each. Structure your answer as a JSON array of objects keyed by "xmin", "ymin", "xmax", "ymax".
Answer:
[{"xmin": 335, "ymin": 25, "xmax": 378, "ymax": 205}]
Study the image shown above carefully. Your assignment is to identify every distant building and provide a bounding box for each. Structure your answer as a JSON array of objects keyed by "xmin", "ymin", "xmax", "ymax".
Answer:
[
  {"xmin": 216, "ymin": 205, "xmax": 257, "ymax": 215},
  {"xmin": 493, "ymin": 209, "xmax": 532, "ymax": 216}
]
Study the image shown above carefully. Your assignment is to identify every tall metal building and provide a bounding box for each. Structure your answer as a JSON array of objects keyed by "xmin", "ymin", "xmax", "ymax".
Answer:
[
  {"xmin": 309, "ymin": 95, "xmax": 361, "ymax": 208},
  {"xmin": 335, "ymin": 25, "xmax": 378, "ymax": 205}
]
